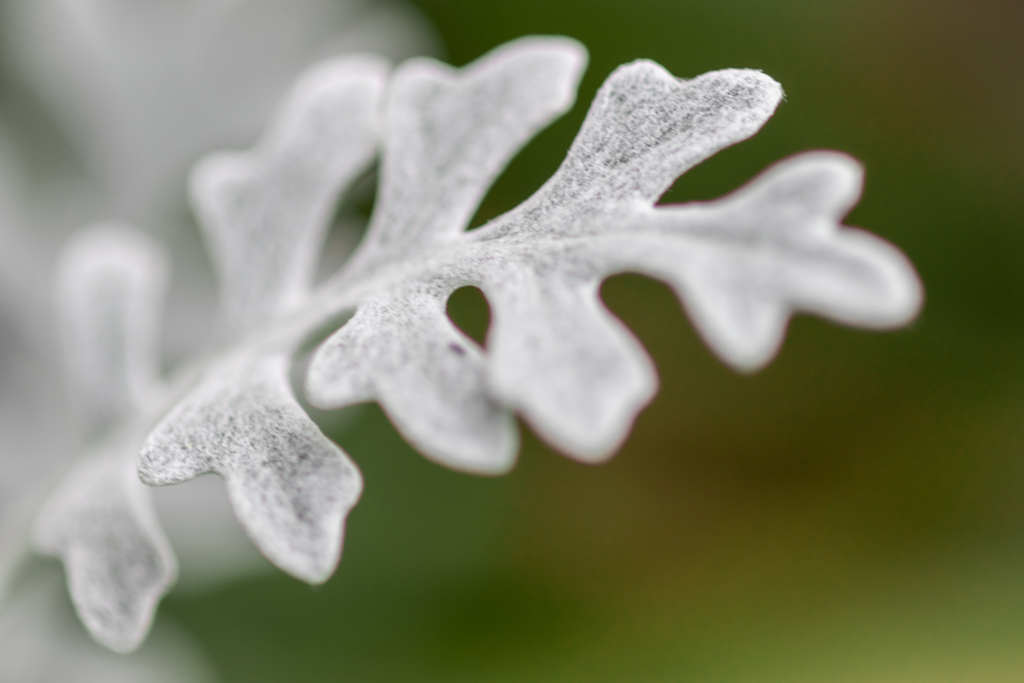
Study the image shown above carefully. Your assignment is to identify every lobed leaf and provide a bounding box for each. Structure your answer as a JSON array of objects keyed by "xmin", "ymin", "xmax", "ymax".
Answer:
[
  {"xmin": 36, "ymin": 226, "xmax": 175, "ymax": 652},
  {"xmin": 139, "ymin": 354, "xmax": 362, "ymax": 584},
  {"xmin": 141, "ymin": 37, "xmax": 922, "ymax": 596},
  {"xmin": 482, "ymin": 268, "xmax": 657, "ymax": 461},
  {"xmin": 308, "ymin": 36, "xmax": 591, "ymax": 467},
  {"xmin": 32, "ymin": 440, "xmax": 176, "ymax": 653},
  {"xmin": 347, "ymin": 36, "xmax": 587, "ymax": 270},
  {"xmin": 192, "ymin": 55, "xmax": 389, "ymax": 332},
  {"xmin": 312, "ymin": 57, "xmax": 793, "ymax": 461},
  {"xmin": 608, "ymin": 151, "xmax": 924, "ymax": 369},
  {"xmin": 307, "ymin": 284, "xmax": 518, "ymax": 474}
]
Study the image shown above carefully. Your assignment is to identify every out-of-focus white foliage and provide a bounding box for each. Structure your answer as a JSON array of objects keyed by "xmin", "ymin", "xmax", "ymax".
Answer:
[
  {"xmin": 32, "ymin": 227, "xmax": 176, "ymax": 652},
  {"xmin": 0, "ymin": 0, "xmax": 438, "ymax": 670},
  {"xmin": 56, "ymin": 227, "xmax": 168, "ymax": 438},
  {"xmin": 4, "ymin": 0, "xmax": 436, "ymax": 226},
  {"xmin": 0, "ymin": 17, "xmax": 922, "ymax": 667},
  {"xmin": 192, "ymin": 55, "xmax": 389, "ymax": 333},
  {"xmin": 3, "ymin": 0, "xmax": 438, "ymax": 366}
]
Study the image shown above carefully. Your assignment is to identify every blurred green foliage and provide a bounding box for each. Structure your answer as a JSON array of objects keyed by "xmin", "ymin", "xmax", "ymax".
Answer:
[{"xmin": 164, "ymin": 1, "xmax": 1024, "ymax": 680}]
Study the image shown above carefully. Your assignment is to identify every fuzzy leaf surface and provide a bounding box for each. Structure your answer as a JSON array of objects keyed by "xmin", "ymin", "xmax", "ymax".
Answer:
[
  {"xmin": 308, "ymin": 50, "xmax": 918, "ymax": 466},
  {"xmin": 143, "ymin": 37, "xmax": 922, "ymax": 589},
  {"xmin": 33, "ymin": 441, "xmax": 176, "ymax": 653},
  {"xmin": 139, "ymin": 353, "xmax": 362, "ymax": 584},
  {"xmin": 35, "ymin": 227, "xmax": 175, "ymax": 652},
  {"xmin": 138, "ymin": 54, "xmax": 387, "ymax": 582}
]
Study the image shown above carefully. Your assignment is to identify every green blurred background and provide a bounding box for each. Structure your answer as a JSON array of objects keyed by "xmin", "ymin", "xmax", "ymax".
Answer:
[{"xmin": 163, "ymin": 1, "xmax": 1024, "ymax": 681}]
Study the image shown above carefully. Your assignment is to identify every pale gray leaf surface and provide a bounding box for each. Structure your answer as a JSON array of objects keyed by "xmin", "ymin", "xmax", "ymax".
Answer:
[
  {"xmin": 0, "ymin": 0, "xmax": 437, "ymax": 657},
  {"xmin": 482, "ymin": 269, "xmax": 658, "ymax": 461},
  {"xmin": 32, "ymin": 438, "xmax": 176, "ymax": 653},
  {"xmin": 462, "ymin": 152, "xmax": 921, "ymax": 458},
  {"xmin": 306, "ymin": 38, "xmax": 585, "ymax": 469},
  {"xmin": 464, "ymin": 63, "xmax": 917, "ymax": 458},
  {"xmin": 307, "ymin": 54, "xmax": 919, "ymax": 463},
  {"xmin": 603, "ymin": 151, "xmax": 923, "ymax": 369},
  {"xmin": 148, "ymin": 38, "xmax": 920, "ymax": 592},
  {"xmin": 192, "ymin": 56, "xmax": 389, "ymax": 332},
  {"xmin": 57, "ymin": 225, "xmax": 168, "ymax": 437},
  {"xmin": 308, "ymin": 58, "xmax": 793, "ymax": 462},
  {"xmin": 307, "ymin": 285, "xmax": 518, "ymax": 474},
  {"xmin": 486, "ymin": 63, "xmax": 787, "ymax": 227},
  {"xmin": 348, "ymin": 36, "xmax": 586, "ymax": 268},
  {"xmin": 139, "ymin": 353, "xmax": 362, "ymax": 583}
]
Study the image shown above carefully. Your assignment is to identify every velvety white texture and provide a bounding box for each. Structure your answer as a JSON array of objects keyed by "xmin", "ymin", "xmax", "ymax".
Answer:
[
  {"xmin": 309, "ymin": 53, "xmax": 920, "ymax": 465},
  {"xmin": 34, "ymin": 227, "xmax": 175, "ymax": 652},
  {"xmin": 612, "ymin": 151, "xmax": 921, "ymax": 369},
  {"xmin": 348, "ymin": 36, "xmax": 588, "ymax": 266},
  {"xmin": 308, "ymin": 54, "xmax": 781, "ymax": 462},
  {"xmin": 141, "ymin": 36, "xmax": 919, "ymax": 621},
  {"xmin": 32, "ymin": 439, "xmax": 177, "ymax": 653},
  {"xmin": 307, "ymin": 37, "xmax": 586, "ymax": 472},
  {"xmin": 0, "ymin": 0, "xmax": 436, "ymax": 665},
  {"xmin": 307, "ymin": 286, "xmax": 519, "ymax": 473},
  {"xmin": 138, "ymin": 353, "xmax": 362, "ymax": 584},
  {"xmin": 138, "ymin": 54, "xmax": 388, "ymax": 584}
]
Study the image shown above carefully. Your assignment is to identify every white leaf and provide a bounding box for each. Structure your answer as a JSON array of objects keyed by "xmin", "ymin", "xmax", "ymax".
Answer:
[
  {"xmin": 307, "ymin": 36, "xmax": 587, "ymax": 468},
  {"xmin": 348, "ymin": 35, "xmax": 587, "ymax": 269},
  {"xmin": 34, "ymin": 225, "xmax": 176, "ymax": 652},
  {"xmin": 138, "ymin": 37, "xmax": 921, "ymax": 598},
  {"xmin": 192, "ymin": 55, "xmax": 389, "ymax": 331},
  {"xmin": 57, "ymin": 225, "xmax": 168, "ymax": 437},
  {"xmin": 32, "ymin": 438, "xmax": 176, "ymax": 653},
  {"xmin": 611, "ymin": 151, "xmax": 923, "ymax": 369},
  {"xmin": 310, "ymin": 58, "xmax": 788, "ymax": 461},
  {"xmin": 483, "ymin": 269, "xmax": 657, "ymax": 461},
  {"xmin": 0, "ymin": 0, "xmax": 441, "ymax": 658},
  {"xmin": 307, "ymin": 285, "xmax": 518, "ymax": 474},
  {"xmin": 139, "ymin": 353, "xmax": 362, "ymax": 584},
  {"xmin": 487, "ymin": 63, "xmax": 787, "ymax": 230}
]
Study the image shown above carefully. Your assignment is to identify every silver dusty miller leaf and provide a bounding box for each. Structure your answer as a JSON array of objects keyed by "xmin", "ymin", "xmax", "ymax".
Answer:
[
  {"xmin": 34, "ymin": 226, "xmax": 176, "ymax": 653},
  {"xmin": 0, "ymin": 0, "xmax": 432, "ymax": 667},
  {"xmin": 35, "ymin": 34, "xmax": 920, "ymax": 650},
  {"xmin": 140, "ymin": 54, "xmax": 385, "ymax": 584}
]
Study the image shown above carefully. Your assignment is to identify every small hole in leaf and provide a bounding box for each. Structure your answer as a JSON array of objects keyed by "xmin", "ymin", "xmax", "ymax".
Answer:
[{"xmin": 446, "ymin": 286, "xmax": 491, "ymax": 347}]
